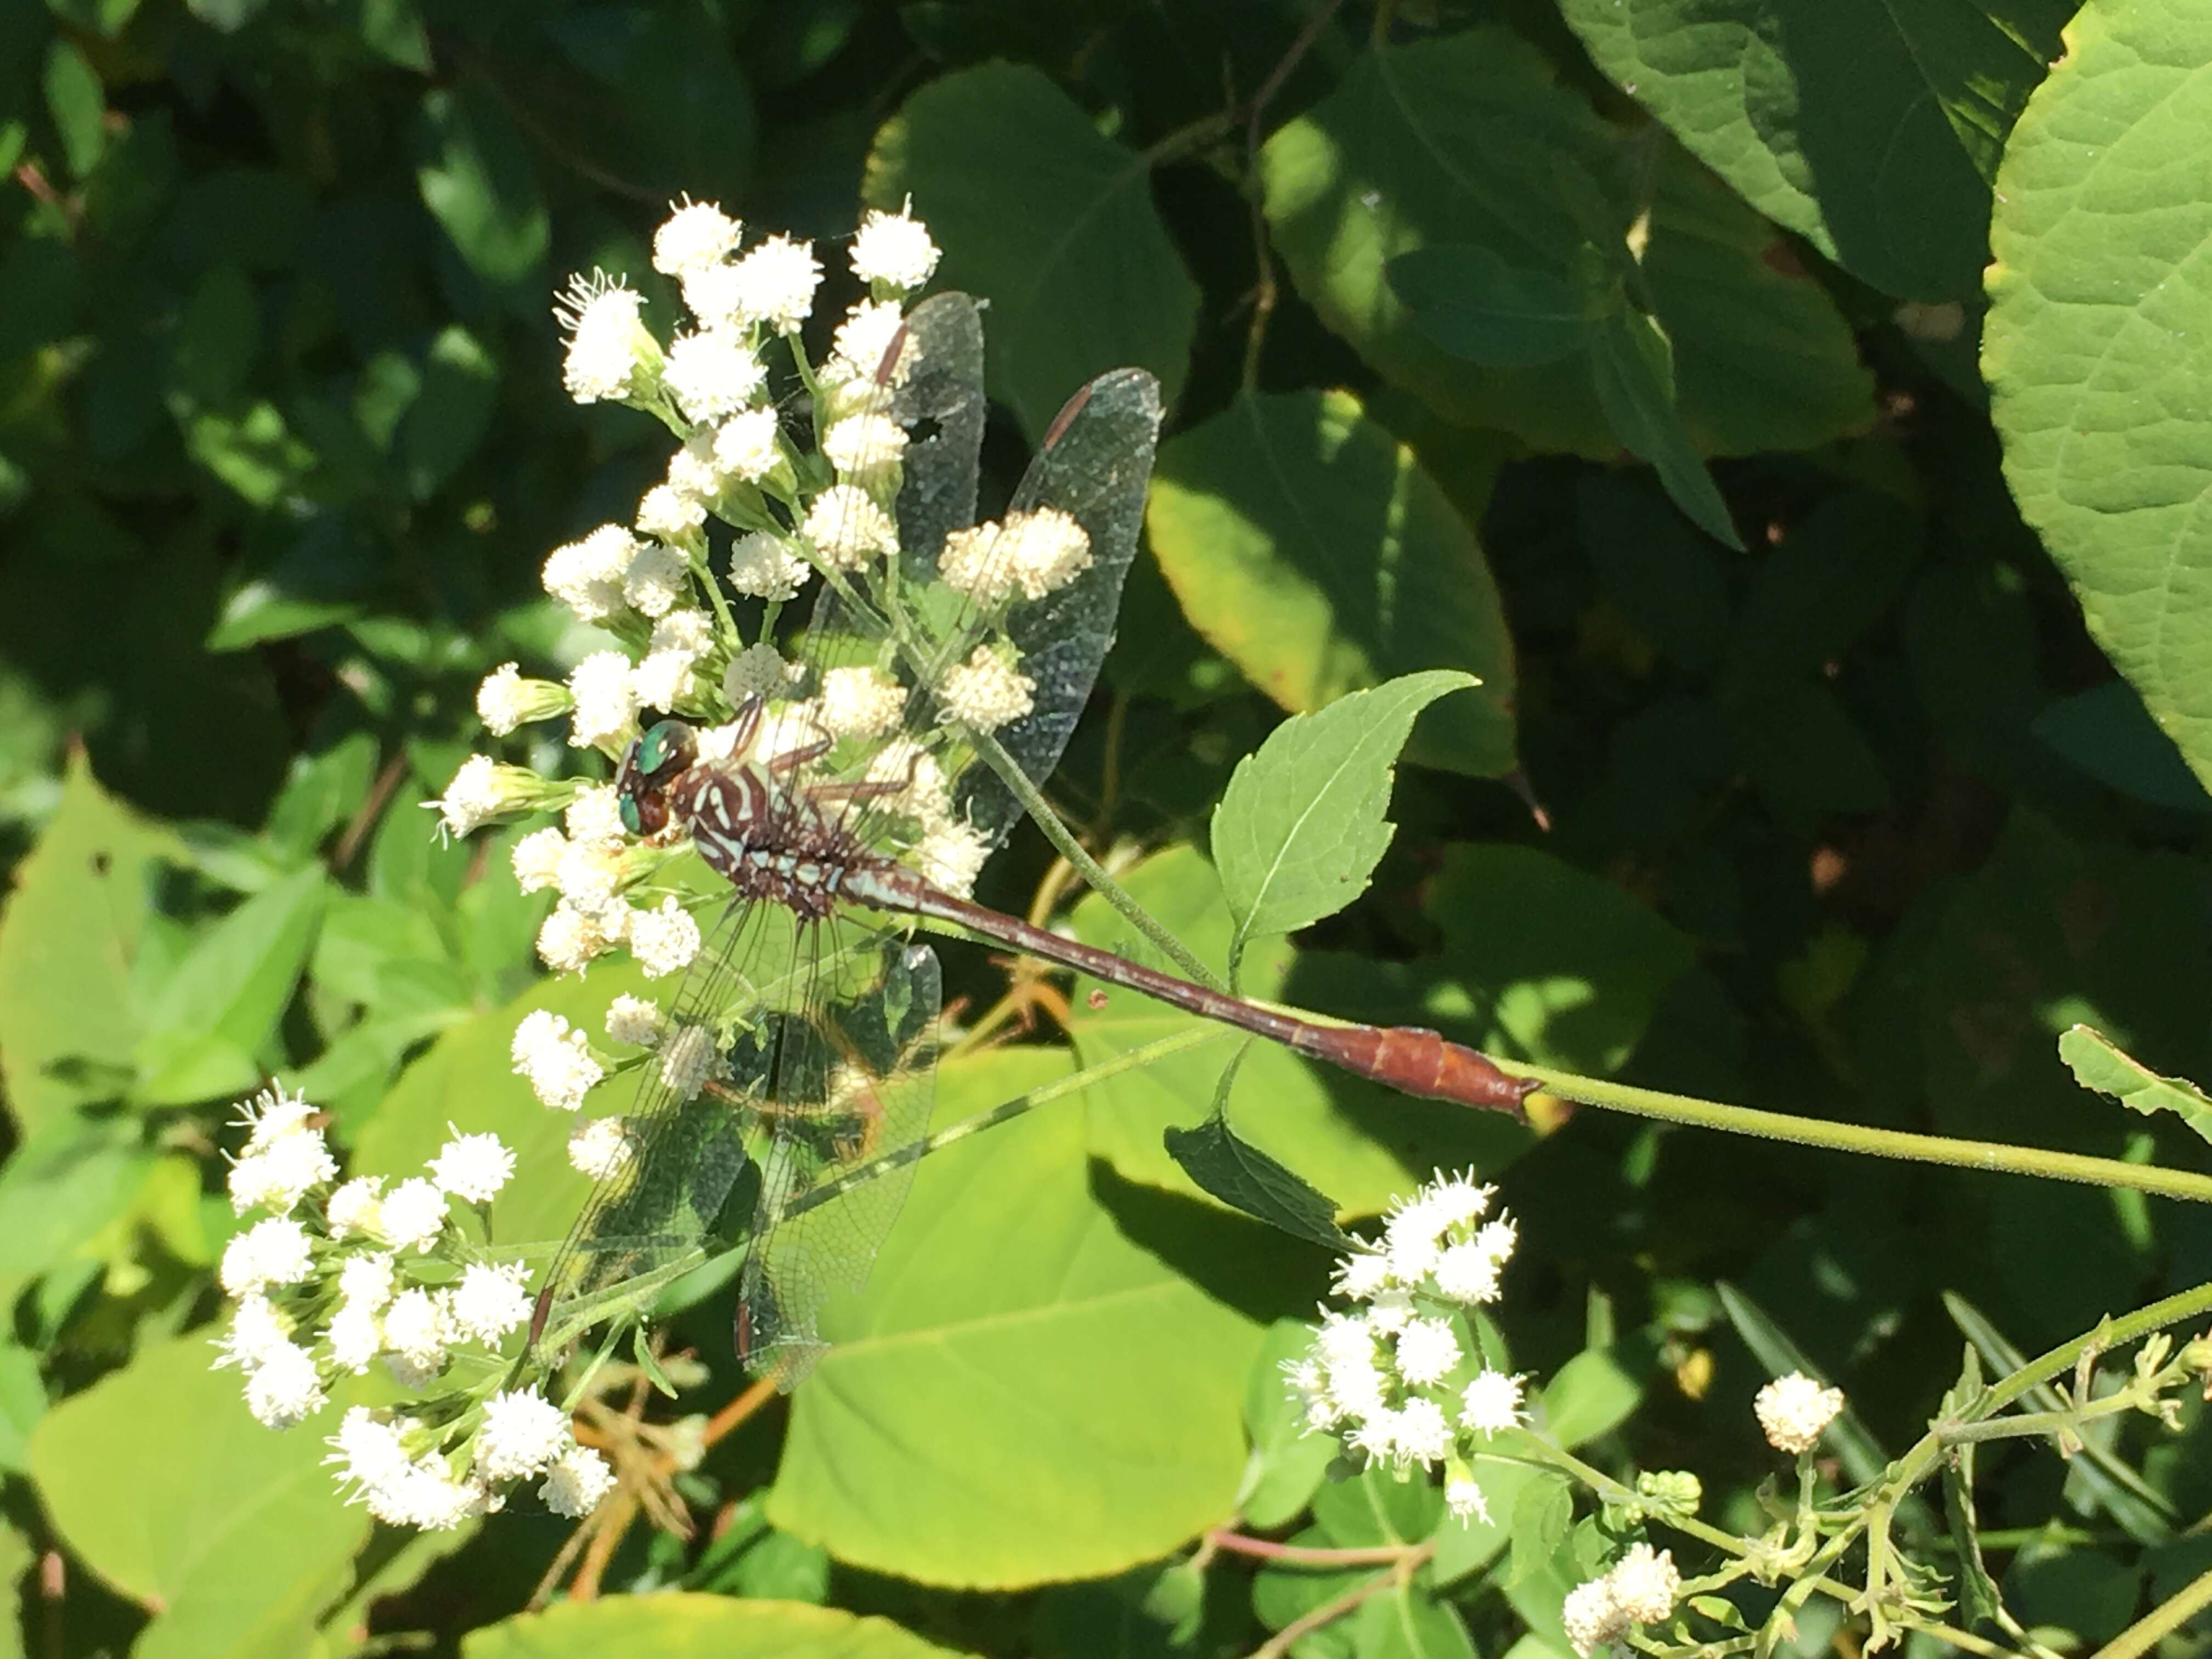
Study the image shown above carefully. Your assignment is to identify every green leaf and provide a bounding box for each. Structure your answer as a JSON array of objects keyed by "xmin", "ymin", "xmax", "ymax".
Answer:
[
  {"xmin": 0, "ymin": 754, "xmax": 174, "ymax": 1133},
  {"xmin": 1539, "ymin": 1348, "xmax": 1642, "ymax": 1451},
  {"xmin": 767, "ymin": 1047, "xmax": 1265, "ymax": 1588},
  {"xmin": 134, "ymin": 862, "xmax": 330, "ymax": 1107},
  {"xmin": 1421, "ymin": 846, "xmax": 1696, "ymax": 1074},
  {"xmin": 0, "ymin": 1344, "xmax": 45, "ymax": 1474},
  {"xmin": 464, "ymin": 1596, "xmax": 963, "ymax": 1658},
  {"xmin": 1214, "ymin": 670, "xmax": 1479, "ymax": 966},
  {"xmin": 1559, "ymin": 0, "xmax": 2070, "ymax": 298},
  {"xmin": 43, "ymin": 40, "xmax": 105, "ymax": 179},
  {"xmin": 1505, "ymin": 1475, "xmax": 1573, "ymax": 1590},
  {"xmin": 863, "ymin": 64, "xmax": 1197, "ymax": 443},
  {"xmin": 415, "ymin": 86, "xmax": 548, "ymax": 285},
  {"xmin": 2059, "ymin": 1025, "xmax": 2212, "ymax": 1147},
  {"xmin": 2034, "ymin": 682, "xmax": 2212, "ymax": 814},
  {"xmin": 166, "ymin": 264, "xmax": 260, "ymax": 405},
  {"xmin": 180, "ymin": 400, "xmax": 318, "ymax": 507},
  {"xmin": 1068, "ymin": 848, "xmax": 1528, "ymax": 1217},
  {"xmin": 1579, "ymin": 471, "xmax": 1733, "ymax": 673},
  {"xmin": 1259, "ymin": 36, "xmax": 1872, "ymax": 458},
  {"xmin": 1987, "ymin": 2, "xmax": 2212, "ymax": 793},
  {"xmin": 1585, "ymin": 304, "xmax": 1742, "ymax": 551},
  {"xmin": 1387, "ymin": 244, "xmax": 1587, "ymax": 366},
  {"xmin": 393, "ymin": 324, "xmax": 498, "ymax": 501},
  {"xmin": 1163, "ymin": 1113, "xmax": 1352, "ymax": 1250},
  {"xmin": 29, "ymin": 1336, "xmax": 368, "ymax": 1657},
  {"xmin": 1240, "ymin": 1321, "xmax": 1337, "ymax": 1532},
  {"xmin": 1147, "ymin": 392, "xmax": 1516, "ymax": 776},
  {"xmin": 1431, "ymin": 1450, "xmax": 1554, "ymax": 1585},
  {"xmin": 1352, "ymin": 1582, "xmax": 1477, "ymax": 1659},
  {"xmin": 0, "ymin": 1115, "xmax": 156, "ymax": 1318}
]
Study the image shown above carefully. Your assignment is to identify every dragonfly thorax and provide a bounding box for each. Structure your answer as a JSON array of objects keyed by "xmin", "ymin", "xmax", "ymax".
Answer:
[{"xmin": 667, "ymin": 760, "xmax": 873, "ymax": 923}]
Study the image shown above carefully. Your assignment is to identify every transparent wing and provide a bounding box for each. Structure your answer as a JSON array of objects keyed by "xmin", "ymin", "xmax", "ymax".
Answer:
[{"xmin": 735, "ymin": 929, "xmax": 940, "ymax": 1390}]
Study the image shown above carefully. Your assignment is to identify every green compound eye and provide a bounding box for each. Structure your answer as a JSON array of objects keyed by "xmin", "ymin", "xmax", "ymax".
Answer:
[
  {"xmin": 636, "ymin": 722, "xmax": 678, "ymax": 774},
  {"xmin": 618, "ymin": 792, "xmax": 644, "ymax": 836}
]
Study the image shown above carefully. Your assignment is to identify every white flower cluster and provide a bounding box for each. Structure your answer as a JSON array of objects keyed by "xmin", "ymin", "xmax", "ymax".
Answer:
[
  {"xmin": 1284, "ymin": 1170, "xmax": 1523, "ymax": 1522},
  {"xmin": 1754, "ymin": 1370, "xmax": 1844, "ymax": 1455},
  {"xmin": 212, "ymin": 1087, "xmax": 611, "ymax": 1527},
  {"xmin": 1561, "ymin": 1542, "xmax": 1681, "ymax": 1656}
]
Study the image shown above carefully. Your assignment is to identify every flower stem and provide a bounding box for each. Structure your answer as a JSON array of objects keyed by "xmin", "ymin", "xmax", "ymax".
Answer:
[
  {"xmin": 1497, "ymin": 1062, "xmax": 2212, "ymax": 1206},
  {"xmin": 1206, "ymin": 1530, "xmax": 1421, "ymax": 1567}
]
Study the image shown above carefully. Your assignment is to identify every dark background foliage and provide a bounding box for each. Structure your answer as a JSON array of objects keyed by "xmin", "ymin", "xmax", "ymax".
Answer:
[{"xmin": 4, "ymin": 0, "xmax": 2211, "ymax": 1654}]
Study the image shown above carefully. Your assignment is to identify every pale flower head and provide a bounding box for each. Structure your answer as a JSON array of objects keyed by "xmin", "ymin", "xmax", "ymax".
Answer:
[
  {"xmin": 912, "ymin": 818, "xmax": 990, "ymax": 899},
  {"xmin": 448, "ymin": 1261, "xmax": 533, "ymax": 1345},
  {"xmin": 939, "ymin": 644, "xmax": 1035, "ymax": 733},
  {"xmin": 1002, "ymin": 506, "xmax": 1092, "ymax": 600},
  {"xmin": 722, "ymin": 642, "xmax": 794, "ymax": 704},
  {"xmin": 378, "ymin": 1177, "xmax": 449, "ymax": 1254},
  {"xmin": 227, "ymin": 1127, "xmax": 337, "ymax": 1217},
  {"xmin": 1460, "ymin": 1368, "xmax": 1525, "ymax": 1434},
  {"xmin": 568, "ymin": 1116, "xmax": 636, "ymax": 1181},
  {"xmin": 1393, "ymin": 1316, "xmax": 1462, "ymax": 1387},
  {"xmin": 1754, "ymin": 1371, "xmax": 1844, "ymax": 1455},
  {"xmin": 712, "ymin": 407, "xmax": 786, "ymax": 484},
  {"xmin": 628, "ymin": 896, "xmax": 702, "ymax": 979},
  {"xmin": 801, "ymin": 483, "xmax": 898, "ymax": 570},
  {"xmin": 658, "ymin": 1023, "xmax": 719, "ymax": 1098},
  {"xmin": 821, "ymin": 412, "xmax": 908, "ymax": 486},
  {"xmin": 725, "ymin": 528, "xmax": 809, "ymax": 599},
  {"xmin": 662, "ymin": 330, "xmax": 764, "ymax": 422},
  {"xmin": 1609, "ymin": 1543, "xmax": 1679, "ymax": 1625},
  {"xmin": 431, "ymin": 755, "xmax": 544, "ymax": 840},
  {"xmin": 850, "ymin": 201, "xmax": 941, "ymax": 291},
  {"xmin": 476, "ymin": 662, "xmax": 566, "ymax": 736},
  {"xmin": 832, "ymin": 298, "xmax": 906, "ymax": 379},
  {"xmin": 244, "ymin": 1340, "xmax": 329, "ymax": 1429},
  {"xmin": 819, "ymin": 664, "xmax": 908, "ymax": 740},
  {"xmin": 637, "ymin": 482, "xmax": 705, "ymax": 542},
  {"xmin": 1445, "ymin": 1474, "xmax": 1491, "ymax": 1525},
  {"xmin": 604, "ymin": 994, "xmax": 667, "ymax": 1047},
  {"xmin": 566, "ymin": 651, "xmax": 640, "ymax": 751},
  {"xmin": 428, "ymin": 1129, "xmax": 515, "ymax": 1205},
  {"xmin": 215, "ymin": 1293, "xmax": 295, "ymax": 1372},
  {"xmin": 622, "ymin": 540, "xmax": 690, "ymax": 619},
  {"xmin": 692, "ymin": 233, "xmax": 821, "ymax": 332},
  {"xmin": 1392, "ymin": 1396, "xmax": 1454, "ymax": 1469},
  {"xmin": 540, "ymin": 1444, "xmax": 618, "ymax": 1518},
  {"xmin": 555, "ymin": 271, "xmax": 655, "ymax": 405},
  {"xmin": 511, "ymin": 1008, "xmax": 605, "ymax": 1113},
  {"xmin": 653, "ymin": 198, "xmax": 741, "ymax": 276},
  {"xmin": 476, "ymin": 1387, "xmax": 573, "ymax": 1481},
  {"xmin": 219, "ymin": 1216, "xmax": 314, "ymax": 1296},
  {"xmin": 565, "ymin": 784, "xmax": 627, "ymax": 849},
  {"xmin": 325, "ymin": 1176, "xmax": 385, "ymax": 1242},
  {"xmin": 537, "ymin": 900, "xmax": 617, "ymax": 975},
  {"xmin": 542, "ymin": 524, "xmax": 638, "ymax": 623},
  {"xmin": 381, "ymin": 1286, "xmax": 450, "ymax": 1372},
  {"xmin": 235, "ymin": 1084, "xmax": 318, "ymax": 1152},
  {"xmin": 1561, "ymin": 1576, "xmax": 1628, "ymax": 1657}
]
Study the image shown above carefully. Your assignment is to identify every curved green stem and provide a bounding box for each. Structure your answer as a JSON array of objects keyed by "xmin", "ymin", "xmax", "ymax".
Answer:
[{"xmin": 1499, "ymin": 1062, "xmax": 2212, "ymax": 1206}]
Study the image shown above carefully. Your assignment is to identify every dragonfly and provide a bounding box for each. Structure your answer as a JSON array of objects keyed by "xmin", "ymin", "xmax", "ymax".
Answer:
[{"xmin": 528, "ymin": 290, "xmax": 1534, "ymax": 1390}]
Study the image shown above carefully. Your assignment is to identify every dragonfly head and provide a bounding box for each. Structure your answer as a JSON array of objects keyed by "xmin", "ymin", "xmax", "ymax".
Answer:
[{"xmin": 616, "ymin": 718, "xmax": 698, "ymax": 837}]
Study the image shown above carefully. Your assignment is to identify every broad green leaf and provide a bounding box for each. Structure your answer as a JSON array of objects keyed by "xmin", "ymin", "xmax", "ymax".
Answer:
[
  {"xmin": 1987, "ymin": 2, "xmax": 2212, "ymax": 792},
  {"xmin": 1538, "ymin": 1348, "xmax": 1641, "ymax": 1451},
  {"xmin": 394, "ymin": 325, "xmax": 498, "ymax": 501},
  {"xmin": 1419, "ymin": 846, "xmax": 1696, "ymax": 1074},
  {"xmin": 1387, "ymin": 245, "xmax": 1587, "ymax": 366},
  {"xmin": 1314, "ymin": 1461, "xmax": 1443, "ymax": 1548},
  {"xmin": 463, "ymin": 1596, "xmax": 962, "ymax": 1659},
  {"xmin": 0, "ymin": 1520, "xmax": 26, "ymax": 1659},
  {"xmin": 167, "ymin": 264, "xmax": 259, "ymax": 405},
  {"xmin": 1585, "ymin": 304, "xmax": 1742, "ymax": 551},
  {"xmin": 1148, "ymin": 392, "xmax": 1516, "ymax": 776},
  {"xmin": 1719, "ymin": 492, "xmax": 1922, "ymax": 691},
  {"xmin": 0, "ymin": 1344, "xmax": 44, "ymax": 1474},
  {"xmin": 0, "ymin": 753, "xmax": 174, "ymax": 1133},
  {"xmin": 1353, "ymin": 1583, "xmax": 1477, "ymax": 1659},
  {"xmin": 1559, "ymin": 0, "xmax": 2070, "ymax": 299},
  {"xmin": 415, "ymin": 86, "xmax": 548, "ymax": 285},
  {"xmin": 134, "ymin": 862, "xmax": 330, "ymax": 1107},
  {"xmin": 1259, "ymin": 36, "xmax": 1872, "ymax": 457},
  {"xmin": 685, "ymin": 1496, "xmax": 829, "ymax": 1601},
  {"xmin": 1240, "ymin": 1321, "xmax": 1337, "ymax": 1531},
  {"xmin": 2033, "ymin": 683, "xmax": 2212, "ymax": 814},
  {"xmin": 0, "ymin": 1115, "xmax": 157, "ymax": 1314},
  {"xmin": 862, "ymin": 64, "xmax": 1197, "ymax": 443},
  {"xmin": 1067, "ymin": 848, "xmax": 1529, "ymax": 1217},
  {"xmin": 1163, "ymin": 1113, "xmax": 1352, "ymax": 1250},
  {"xmin": 1578, "ymin": 472, "xmax": 1731, "ymax": 673},
  {"xmin": 2059, "ymin": 1025, "xmax": 2212, "ymax": 1147},
  {"xmin": 43, "ymin": 40, "xmax": 105, "ymax": 179},
  {"xmin": 1214, "ymin": 670, "xmax": 1479, "ymax": 964},
  {"xmin": 180, "ymin": 400, "xmax": 317, "ymax": 507},
  {"xmin": 769, "ymin": 1047, "xmax": 1265, "ymax": 1588},
  {"xmin": 29, "ymin": 1336, "xmax": 368, "ymax": 1659}
]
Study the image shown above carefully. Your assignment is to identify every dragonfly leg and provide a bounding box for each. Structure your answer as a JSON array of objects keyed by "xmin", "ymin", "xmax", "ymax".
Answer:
[{"xmin": 767, "ymin": 736, "xmax": 834, "ymax": 775}]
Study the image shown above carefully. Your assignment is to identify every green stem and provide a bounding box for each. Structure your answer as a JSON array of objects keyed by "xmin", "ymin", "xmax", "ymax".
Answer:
[
  {"xmin": 964, "ymin": 721, "xmax": 1226, "ymax": 992},
  {"xmin": 2090, "ymin": 1556, "xmax": 2212, "ymax": 1659},
  {"xmin": 1500, "ymin": 1062, "xmax": 2212, "ymax": 1207}
]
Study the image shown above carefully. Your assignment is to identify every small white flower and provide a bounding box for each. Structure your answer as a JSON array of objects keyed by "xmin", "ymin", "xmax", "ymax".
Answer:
[
  {"xmin": 850, "ymin": 202, "xmax": 941, "ymax": 291},
  {"xmin": 542, "ymin": 524, "xmax": 639, "ymax": 623},
  {"xmin": 1472, "ymin": 1216, "xmax": 1517, "ymax": 1265},
  {"xmin": 663, "ymin": 330, "xmax": 765, "ymax": 422},
  {"xmin": 215, "ymin": 1293, "xmax": 294, "ymax": 1372},
  {"xmin": 818, "ymin": 665, "xmax": 907, "ymax": 740},
  {"xmin": 327, "ymin": 1300, "xmax": 383, "ymax": 1374},
  {"xmin": 938, "ymin": 520, "xmax": 1013, "ymax": 606},
  {"xmin": 634, "ymin": 610, "xmax": 712, "ymax": 713},
  {"xmin": 1395, "ymin": 1316, "xmax": 1463, "ymax": 1387},
  {"xmin": 713, "ymin": 407, "xmax": 786, "ymax": 484},
  {"xmin": 1315, "ymin": 1310, "xmax": 1378, "ymax": 1367},
  {"xmin": 654, "ymin": 198, "xmax": 741, "ymax": 276},
  {"xmin": 538, "ymin": 900, "xmax": 617, "ymax": 975},
  {"xmin": 1001, "ymin": 506, "xmax": 1092, "ymax": 600},
  {"xmin": 567, "ymin": 652, "xmax": 640, "ymax": 751},
  {"xmin": 337, "ymin": 1252, "xmax": 398, "ymax": 1312},
  {"xmin": 722, "ymin": 642, "xmax": 793, "ymax": 704},
  {"xmin": 637, "ymin": 482, "xmax": 706, "ymax": 542},
  {"xmin": 325, "ymin": 1176, "xmax": 385, "ymax": 1241},
  {"xmin": 555, "ymin": 271, "xmax": 654, "ymax": 405},
  {"xmin": 540, "ymin": 1444, "xmax": 617, "ymax": 1518},
  {"xmin": 1347, "ymin": 1407, "xmax": 1398, "ymax": 1466},
  {"xmin": 832, "ymin": 298, "xmax": 906, "ymax": 379},
  {"xmin": 801, "ymin": 483, "xmax": 898, "ymax": 569},
  {"xmin": 1460, "ymin": 1368, "xmax": 1525, "ymax": 1434},
  {"xmin": 431, "ymin": 755, "xmax": 538, "ymax": 839},
  {"xmin": 509, "ymin": 828, "xmax": 568, "ymax": 897},
  {"xmin": 476, "ymin": 663, "xmax": 566, "ymax": 736},
  {"xmin": 326, "ymin": 1406, "xmax": 414, "ymax": 1503},
  {"xmin": 1392, "ymin": 1396, "xmax": 1453, "ymax": 1468},
  {"xmin": 658, "ymin": 1023, "xmax": 719, "ymax": 1098},
  {"xmin": 379, "ymin": 1178, "xmax": 449, "ymax": 1254},
  {"xmin": 1754, "ymin": 1372, "xmax": 1844, "ymax": 1455},
  {"xmin": 236, "ymin": 1084, "xmax": 318, "ymax": 1152},
  {"xmin": 725, "ymin": 233, "xmax": 822, "ymax": 331},
  {"xmin": 227, "ymin": 1128, "xmax": 337, "ymax": 1217},
  {"xmin": 428, "ymin": 1130, "xmax": 515, "ymax": 1204},
  {"xmin": 554, "ymin": 839, "xmax": 626, "ymax": 919},
  {"xmin": 1609, "ymin": 1543, "xmax": 1680, "ymax": 1625},
  {"xmin": 511, "ymin": 1007, "xmax": 607, "ymax": 1112},
  {"xmin": 381, "ymin": 1287, "xmax": 450, "ymax": 1372},
  {"xmin": 1365, "ymin": 1286, "xmax": 1415, "ymax": 1336},
  {"xmin": 725, "ymin": 527, "xmax": 809, "ymax": 599},
  {"xmin": 912, "ymin": 818, "xmax": 989, "ymax": 899},
  {"xmin": 1434, "ymin": 1242, "xmax": 1503, "ymax": 1305},
  {"xmin": 1332, "ymin": 1249, "xmax": 1392, "ymax": 1302},
  {"xmin": 605, "ymin": 995, "xmax": 666, "ymax": 1047},
  {"xmin": 219, "ymin": 1216, "xmax": 314, "ymax": 1296},
  {"xmin": 448, "ymin": 1262, "xmax": 533, "ymax": 1344},
  {"xmin": 628, "ymin": 896, "xmax": 702, "ymax": 978},
  {"xmin": 244, "ymin": 1340, "xmax": 328, "ymax": 1429},
  {"xmin": 568, "ymin": 1116, "xmax": 636, "ymax": 1180},
  {"xmin": 372, "ymin": 1459, "xmax": 487, "ymax": 1531},
  {"xmin": 667, "ymin": 428, "xmax": 726, "ymax": 501},
  {"xmin": 565, "ymin": 784, "xmax": 626, "ymax": 848},
  {"xmin": 1327, "ymin": 1350, "xmax": 1389, "ymax": 1425},
  {"xmin": 1446, "ymin": 1475, "xmax": 1491, "ymax": 1526},
  {"xmin": 476, "ymin": 1386, "xmax": 573, "ymax": 1481},
  {"xmin": 939, "ymin": 644, "xmax": 1035, "ymax": 732},
  {"xmin": 1562, "ymin": 1575, "xmax": 1628, "ymax": 1657},
  {"xmin": 866, "ymin": 738, "xmax": 951, "ymax": 825},
  {"xmin": 1428, "ymin": 1170, "xmax": 1495, "ymax": 1229},
  {"xmin": 622, "ymin": 540, "xmax": 690, "ymax": 619},
  {"xmin": 821, "ymin": 411, "xmax": 908, "ymax": 486}
]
